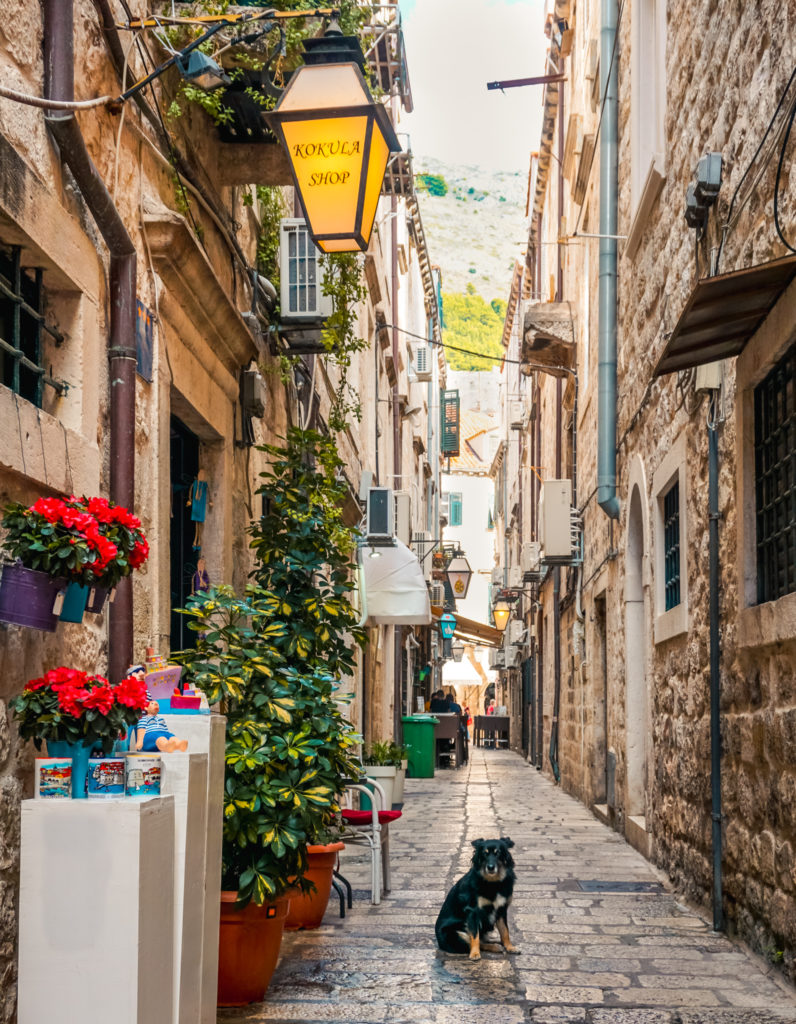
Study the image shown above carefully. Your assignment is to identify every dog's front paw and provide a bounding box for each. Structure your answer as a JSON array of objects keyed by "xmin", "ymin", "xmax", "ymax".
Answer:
[
  {"xmin": 504, "ymin": 945, "xmax": 520, "ymax": 955},
  {"xmin": 468, "ymin": 951, "xmax": 481, "ymax": 961}
]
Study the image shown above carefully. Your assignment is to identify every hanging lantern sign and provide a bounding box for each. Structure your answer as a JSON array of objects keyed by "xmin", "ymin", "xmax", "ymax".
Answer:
[
  {"xmin": 492, "ymin": 601, "xmax": 511, "ymax": 633},
  {"xmin": 446, "ymin": 553, "xmax": 473, "ymax": 601},
  {"xmin": 267, "ymin": 61, "xmax": 401, "ymax": 253},
  {"xmin": 439, "ymin": 612, "xmax": 457, "ymax": 640}
]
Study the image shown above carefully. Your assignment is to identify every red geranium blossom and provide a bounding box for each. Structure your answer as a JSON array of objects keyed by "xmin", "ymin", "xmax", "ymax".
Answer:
[
  {"xmin": 129, "ymin": 538, "xmax": 150, "ymax": 569},
  {"xmin": 82, "ymin": 686, "xmax": 115, "ymax": 715},
  {"xmin": 57, "ymin": 685, "xmax": 89, "ymax": 718},
  {"xmin": 114, "ymin": 675, "xmax": 149, "ymax": 711}
]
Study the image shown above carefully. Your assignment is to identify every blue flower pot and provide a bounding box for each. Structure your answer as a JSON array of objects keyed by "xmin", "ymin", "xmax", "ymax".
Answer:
[
  {"xmin": 46, "ymin": 740, "xmax": 94, "ymax": 799},
  {"xmin": 59, "ymin": 583, "xmax": 89, "ymax": 623}
]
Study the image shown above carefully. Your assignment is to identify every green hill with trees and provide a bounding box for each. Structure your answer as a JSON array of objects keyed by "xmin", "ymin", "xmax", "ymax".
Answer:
[{"xmin": 442, "ymin": 285, "xmax": 506, "ymax": 371}]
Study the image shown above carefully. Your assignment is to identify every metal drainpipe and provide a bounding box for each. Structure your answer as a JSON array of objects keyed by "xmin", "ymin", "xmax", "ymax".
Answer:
[
  {"xmin": 535, "ymin": 388, "xmax": 543, "ymax": 768},
  {"xmin": 549, "ymin": 377, "xmax": 563, "ymax": 782},
  {"xmin": 597, "ymin": 0, "xmax": 620, "ymax": 520},
  {"xmin": 44, "ymin": 0, "xmax": 137, "ymax": 684},
  {"xmin": 391, "ymin": 190, "xmax": 403, "ymax": 739},
  {"xmin": 709, "ymin": 402, "xmax": 724, "ymax": 932}
]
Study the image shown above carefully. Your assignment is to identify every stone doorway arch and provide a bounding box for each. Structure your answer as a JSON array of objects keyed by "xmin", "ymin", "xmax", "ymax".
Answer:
[{"xmin": 624, "ymin": 460, "xmax": 650, "ymax": 831}]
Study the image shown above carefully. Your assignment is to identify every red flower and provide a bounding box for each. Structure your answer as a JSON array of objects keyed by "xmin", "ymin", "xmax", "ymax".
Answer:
[
  {"xmin": 24, "ymin": 676, "xmax": 48, "ymax": 692},
  {"xmin": 129, "ymin": 538, "xmax": 150, "ymax": 569},
  {"xmin": 30, "ymin": 497, "xmax": 67, "ymax": 523},
  {"xmin": 82, "ymin": 686, "xmax": 115, "ymax": 716},
  {"xmin": 114, "ymin": 675, "xmax": 149, "ymax": 711},
  {"xmin": 57, "ymin": 686, "xmax": 88, "ymax": 717}
]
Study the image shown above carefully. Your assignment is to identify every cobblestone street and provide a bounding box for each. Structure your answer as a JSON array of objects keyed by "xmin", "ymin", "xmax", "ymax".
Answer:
[{"xmin": 219, "ymin": 750, "xmax": 796, "ymax": 1023}]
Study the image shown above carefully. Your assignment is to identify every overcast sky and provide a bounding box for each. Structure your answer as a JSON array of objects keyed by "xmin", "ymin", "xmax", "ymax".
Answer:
[{"xmin": 398, "ymin": 0, "xmax": 548, "ymax": 172}]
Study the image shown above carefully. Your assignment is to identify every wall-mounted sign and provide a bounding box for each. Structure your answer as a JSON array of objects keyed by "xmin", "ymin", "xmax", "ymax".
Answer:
[
  {"xmin": 441, "ymin": 389, "xmax": 460, "ymax": 457},
  {"xmin": 440, "ymin": 612, "xmax": 457, "ymax": 639},
  {"xmin": 135, "ymin": 300, "xmax": 153, "ymax": 382}
]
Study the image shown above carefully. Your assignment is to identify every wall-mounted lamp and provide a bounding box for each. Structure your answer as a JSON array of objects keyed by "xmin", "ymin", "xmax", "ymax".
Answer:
[
  {"xmin": 176, "ymin": 50, "xmax": 230, "ymax": 90},
  {"xmin": 492, "ymin": 601, "xmax": 511, "ymax": 632}
]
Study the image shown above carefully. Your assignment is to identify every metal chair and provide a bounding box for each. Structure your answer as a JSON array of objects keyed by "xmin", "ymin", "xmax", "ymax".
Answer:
[{"xmin": 337, "ymin": 778, "xmax": 402, "ymax": 905}]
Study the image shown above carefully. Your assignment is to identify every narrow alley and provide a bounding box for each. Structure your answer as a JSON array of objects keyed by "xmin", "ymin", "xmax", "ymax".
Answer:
[{"xmin": 220, "ymin": 751, "xmax": 796, "ymax": 1023}]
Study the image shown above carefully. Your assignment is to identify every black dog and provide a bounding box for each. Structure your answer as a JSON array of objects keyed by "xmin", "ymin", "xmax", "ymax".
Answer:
[{"xmin": 435, "ymin": 837, "xmax": 519, "ymax": 960}]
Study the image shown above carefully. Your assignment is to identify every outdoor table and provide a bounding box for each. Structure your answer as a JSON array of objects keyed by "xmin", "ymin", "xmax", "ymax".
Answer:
[{"xmin": 473, "ymin": 715, "xmax": 510, "ymax": 748}]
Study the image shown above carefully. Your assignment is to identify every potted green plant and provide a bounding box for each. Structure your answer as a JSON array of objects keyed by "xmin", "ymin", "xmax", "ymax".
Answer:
[
  {"xmin": 361, "ymin": 739, "xmax": 400, "ymax": 811},
  {"xmin": 176, "ymin": 581, "xmax": 362, "ymax": 998},
  {"xmin": 247, "ymin": 428, "xmax": 367, "ymax": 929}
]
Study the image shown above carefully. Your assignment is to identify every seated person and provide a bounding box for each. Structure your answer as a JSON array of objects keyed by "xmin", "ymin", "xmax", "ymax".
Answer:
[
  {"xmin": 429, "ymin": 689, "xmax": 450, "ymax": 713},
  {"xmin": 445, "ymin": 690, "xmax": 462, "ymax": 714}
]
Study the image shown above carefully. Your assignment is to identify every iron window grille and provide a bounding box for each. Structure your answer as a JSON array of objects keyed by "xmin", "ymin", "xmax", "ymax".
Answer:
[
  {"xmin": 663, "ymin": 481, "xmax": 681, "ymax": 611},
  {"xmin": 0, "ymin": 243, "xmax": 65, "ymax": 407},
  {"xmin": 754, "ymin": 343, "xmax": 796, "ymax": 604}
]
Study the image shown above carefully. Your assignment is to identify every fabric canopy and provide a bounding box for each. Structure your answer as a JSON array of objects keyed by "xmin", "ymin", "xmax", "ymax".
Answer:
[{"xmin": 362, "ymin": 540, "xmax": 431, "ymax": 625}]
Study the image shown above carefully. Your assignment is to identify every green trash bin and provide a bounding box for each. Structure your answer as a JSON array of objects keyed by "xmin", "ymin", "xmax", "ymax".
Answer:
[{"xmin": 401, "ymin": 715, "xmax": 439, "ymax": 778}]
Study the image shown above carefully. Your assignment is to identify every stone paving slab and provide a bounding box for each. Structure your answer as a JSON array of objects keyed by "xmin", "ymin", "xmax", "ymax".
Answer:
[{"xmin": 219, "ymin": 750, "xmax": 796, "ymax": 1023}]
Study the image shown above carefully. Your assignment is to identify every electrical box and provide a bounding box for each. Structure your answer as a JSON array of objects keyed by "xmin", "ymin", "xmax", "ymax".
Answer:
[
  {"xmin": 279, "ymin": 219, "xmax": 334, "ymax": 321},
  {"xmin": 366, "ymin": 487, "xmax": 394, "ymax": 541},
  {"xmin": 509, "ymin": 401, "xmax": 524, "ymax": 430},
  {"xmin": 414, "ymin": 345, "xmax": 432, "ymax": 381},
  {"xmin": 394, "ymin": 492, "xmax": 412, "ymax": 546},
  {"xmin": 695, "ymin": 360, "xmax": 722, "ymax": 392},
  {"xmin": 241, "ymin": 369, "xmax": 266, "ymax": 418},
  {"xmin": 539, "ymin": 479, "xmax": 573, "ymax": 561}
]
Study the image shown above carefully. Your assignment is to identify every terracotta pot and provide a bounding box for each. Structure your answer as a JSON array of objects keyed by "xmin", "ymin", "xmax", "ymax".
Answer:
[
  {"xmin": 217, "ymin": 891, "xmax": 290, "ymax": 1007},
  {"xmin": 284, "ymin": 841, "xmax": 345, "ymax": 931}
]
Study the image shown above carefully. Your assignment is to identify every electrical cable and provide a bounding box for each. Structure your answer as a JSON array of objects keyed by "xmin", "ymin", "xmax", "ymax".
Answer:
[
  {"xmin": 0, "ymin": 85, "xmax": 113, "ymax": 109},
  {"xmin": 717, "ymin": 63, "xmax": 796, "ymax": 269},
  {"xmin": 774, "ymin": 90, "xmax": 796, "ymax": 254},
  {"xmin": 380, "ymin": 322, "xmax": 519, "ymax": 367}
]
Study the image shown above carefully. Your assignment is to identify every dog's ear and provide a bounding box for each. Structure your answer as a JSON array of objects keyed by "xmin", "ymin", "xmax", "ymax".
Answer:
[
  {"xmin": 502, "ymin": 837, "xmax": 514, "ymax": 849},
  {"xmin": 471, "ymin": 839, "xmax": 485, "ymax": 848}
]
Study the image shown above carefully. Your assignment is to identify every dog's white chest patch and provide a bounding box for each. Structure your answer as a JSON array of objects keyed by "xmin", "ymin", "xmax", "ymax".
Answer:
[
  {"xmin": 494, "ymin": 894, "xmax": 507, "ymax": 909},
  {"xmin": 477, "ymin": 896, "xmax": 492, "ymax": 909}
]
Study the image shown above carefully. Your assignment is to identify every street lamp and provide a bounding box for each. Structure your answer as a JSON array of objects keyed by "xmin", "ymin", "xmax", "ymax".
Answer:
[
  {"xmin": 451, "ymin": 639, "xmax": 465, "ymax": 662},
  {"xmin": 446, "ymin": 552, "xmax": 473, "ymax": 601},
  {"xmin": 492, "ymin": 601, "xmax": 511, "ymax": 633},
  {"xmin": 267, "ymin": 23, "xmax": 401, "ymax": 253}
]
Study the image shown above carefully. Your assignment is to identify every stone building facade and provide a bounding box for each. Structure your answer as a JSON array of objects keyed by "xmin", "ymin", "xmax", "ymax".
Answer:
[
  {"xmin": 0, "ymin": 2, "xmax": 441, "ymax": 1018},
  {"xmin": 491, "ymin": 0, "xmax": 796, "ymax": 982}
]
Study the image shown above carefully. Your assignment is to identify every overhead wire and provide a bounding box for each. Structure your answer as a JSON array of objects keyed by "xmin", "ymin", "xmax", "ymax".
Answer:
[{"xmin": 717, "ymin": 63, "xmax": 796, "ymax": 268}]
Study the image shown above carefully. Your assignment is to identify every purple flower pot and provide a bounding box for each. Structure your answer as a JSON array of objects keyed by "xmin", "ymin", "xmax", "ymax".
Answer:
[{"xmin": 0, "ymin": 563, "xmax": 64, "ymax": 632}]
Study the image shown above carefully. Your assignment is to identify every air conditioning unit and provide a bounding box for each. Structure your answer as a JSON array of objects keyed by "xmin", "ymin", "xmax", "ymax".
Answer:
[
  {"xmin": 521, "ymin": 541, "xmax": 542, "ymax": 576},
  {"xmin": 412, "ymin": 530, "xmax": 433, "ymax": 581},
  {"xmin": 279, "ymin": 219, "xmax": 334, "ymax": 321},
  {"xmin": 539, "ymin": 479, "xmax": 573, "ymax": 561},
  {"xmin": 429, "ymin": 581, "xmax": 445, "ymax": 606},
  {"xmin": 367, "ymin": 487, "xmax": 394, "ymax": 541},
  {"xmin": 508, "ymin": 566, "xmax": 523, "ymax": 590},
  {"xmin": 491, "ymin": 565, "xmax": 504, "ymax": 588},
  {"xmin": 395, "ymin": 492, "xmax": 412, "ymax": 546},
  {"xmin": 414, "ymin": 344, "xmax": 432, "ymax": 381},
  {"xmin": 489, "ymin": 648, "xmax": 506, "ymax": 669},
  {"xmin": 509, "ymin": 400, "xmax": 524, "ymax": 430}
]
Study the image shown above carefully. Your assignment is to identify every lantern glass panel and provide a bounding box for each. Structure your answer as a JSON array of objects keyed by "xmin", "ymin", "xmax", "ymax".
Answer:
[
  {"xmin": 281, "ymin": 115, "xmax": 369, "ymax": 237},
  {"xmin": 278, "ymin": 63, "xmax": 368, "ymax": 111},
  {"xmin": 360, "ymin": 125, "xmax": 391, "ymax": 247}
]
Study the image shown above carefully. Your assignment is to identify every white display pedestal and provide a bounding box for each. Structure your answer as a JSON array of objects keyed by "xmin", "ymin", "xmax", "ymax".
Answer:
[
  {"xmin": 18, "ymin": 796, "xmax": 175, "ymax": 1024},
  {"xmin": 161, "ymin": 752, "xmax": 208, "ymax": 1024},
  {"xmin": 163, "ymin": 713, "xmax": 225, "ymax": 1023}
]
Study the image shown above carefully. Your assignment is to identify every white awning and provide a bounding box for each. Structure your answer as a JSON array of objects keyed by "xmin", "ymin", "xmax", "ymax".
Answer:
[{"xmin": 362, "ymin": 540, "xmax": 431, "ymax": 626}]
